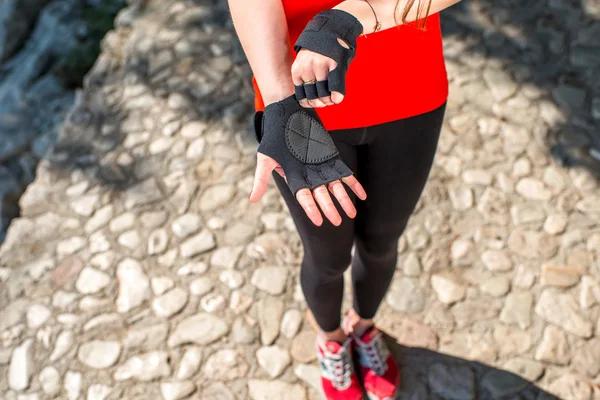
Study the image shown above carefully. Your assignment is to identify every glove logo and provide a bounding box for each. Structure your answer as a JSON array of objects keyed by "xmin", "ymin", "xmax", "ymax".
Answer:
[{"xmin": 285, "ymin": 112, "xmax": 339, "ymax": 164}]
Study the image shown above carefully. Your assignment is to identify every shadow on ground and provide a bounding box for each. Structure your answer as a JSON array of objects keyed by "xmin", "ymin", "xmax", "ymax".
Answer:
[{"xmin": 378, "ymin": 333, "xmax": 560, "ymax": 399}]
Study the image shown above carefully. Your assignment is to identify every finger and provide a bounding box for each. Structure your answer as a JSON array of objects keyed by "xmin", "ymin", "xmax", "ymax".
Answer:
[
  {"xmin": 292, "ymin": 58, "xmax": 311, "ymax": 108},
  {"xmin": 342, "ymin": 175, "xmax": 367, "ymax": 200},
  {"xmin": 296, "ymin": 188, "xmax": 323, "ymax": 226},
  {"xmin": 328, "ymin": 180, "xmax": 356, "ymax": 219},
  {"xmin": 331, "ymin": 91, "xmax": 345, "ymax": 104},
  {"xmin": 249, "ymin": 155, "xmax": 276, "ymax": 203},
  {"xmin": 315, "ymin": 60, "xmax": 334, "ymax": 105},
  {"xmin": 313, "ymin": 185, "xmax": 342, "ymax": 226},
  {"xmin": 301, "ymin": 66, "xmax": 326, "ymax": 108}
]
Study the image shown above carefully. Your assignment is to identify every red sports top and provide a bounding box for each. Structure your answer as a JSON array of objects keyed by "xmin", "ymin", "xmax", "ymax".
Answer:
[{"xmin": 252, "ymin": 0, "xmax": 449, "ymax": 131}]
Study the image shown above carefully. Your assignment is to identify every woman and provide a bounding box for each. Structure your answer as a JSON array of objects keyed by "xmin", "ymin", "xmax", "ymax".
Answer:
[{"xmin": 229, "ymin": 0, "xmax": 460, "ymax": 398}]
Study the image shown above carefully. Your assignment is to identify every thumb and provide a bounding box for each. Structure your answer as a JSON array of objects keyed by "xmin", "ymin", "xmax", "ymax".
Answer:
[
  {"xmin": 249, "ymin": 154, "xmax": 277, "ymax": 202},
  {"xmin": 331, "ymin": 91, "xmax": 345, "ymax": 104}
]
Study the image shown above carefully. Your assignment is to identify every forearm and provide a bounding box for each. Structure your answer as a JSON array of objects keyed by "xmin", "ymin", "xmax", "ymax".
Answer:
[
  {"xmin": 228, "ymin": 0, "xmax": 294, "ymax": 105},
  {"xmin": 334, "ymin": 0, "xmax": 461, "ymax": 33}
]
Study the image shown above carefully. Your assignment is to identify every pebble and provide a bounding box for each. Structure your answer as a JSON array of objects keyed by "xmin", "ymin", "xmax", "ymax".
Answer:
[
  {"xmin": 203, "ymin": 349, "xmax": 249, "ymax": 380},
  {"xmin": 281, "ymin": 309, "xmax": 303, "ymax": 339},
  {"xmin": 180, "ymin": 121, "xmax": 206, "ymax": 138},
  {"xmin": 168, "ymin": 313, "xmax": 229, "ymax": 347},
  {"xmin": 257, "ymin": 297, "xmax": 285, "ymax": 345},
  {"xmin": 540, "ymin": 264, "xmax": 583, "ymax": 287},
  {"xmin": 26, "ymin": 304, "xmax": 51, "ymax": 329},
  {"xmin": 180, "ymin": 229, "xmax": 216, "ymax": 257},
  {"xmin": 231, "ymin": 317, "xmax": 256, "ymax": 344},
  {"xmin": 291, "ymin": 330, "xmax": 317, "ymax": 363},
  {"xmin": 480, "ymin": 276, "xmax": 510, "ymax": 297},
  {"xmin": 114, "ymin": 351, "xmax": 171, "ymax": 381},
  {"xmin": 147, "ymin": 228, "xmax": 169, "ymax": 255},
  {"xmin": 64, "ymin": 371, "xmax": 82, "ymax": 400},
  {"xmin": 515, "ymin": 178, "xmax": 551, "ymax": 200},
  {"xmin": 219, "ymin": 270, "xmax": 244, "ymax": 289},
  {"xmin": 405, "ymin": 225, "xmax": 430, "ymax": 250},
  {"xmin": 544, "ymin": 213, "xmax": 568, "ymax": 235},
  {"xmin": 230, "ymin": 290, "xmax": 254, "ymax": 314},
  {"xmin": 186, "ymin": 137, "xmax": 206, "ymax": 159},
  {"xmin": 75, "ymin": 267, "xmax": 110, "ymax": 294},
  {"xmin": 9, "ymin": 339, "xmax": 34, "ymax": 391},
  {"xmin": 580, "ymin": 276, "xmax": 600, "ymax": 309},
  {"xmin": 462, "ymin": 169, "xmax": 492, "ymax": 185},
  {"xmin": 118, "ymin": 230, "xmax": 142, "ymax": 249},
  {"xmin": 178, "ymin": 261, "xmax": 208, "ymax": 276},
  {"xmin": 140, "ymin": 210, "xmax": 168, "ymax": 229},
  {"xmin": 200, "ymin": 293, "xmax": 225, "ymax": 313},
  {"xmin": 535, "ymin": 289, "xmax": 592, "ymax": 338},
  {"xmin": 77, "ymin": 340, "xmax": 121, "ymax": 369},
  {"xmin": 548, "ymin": 374, "xmax": 592, "ymax": 400},
  {"xmin": 49, "ymin": 330, "xmax": 75, "ymax": 361},
  {"xmin": 124, "ymin": 322, "xmax": 169, "ymax": 350},
  {"xmin": 403, "ymin": 252, "xmax": 422, "ymax": 276},
  {"xmin": 199, "ymin": 183, "xmax": 236, "ymax": 211},
  {"xmin": 386, "ymin": 277, "xmax": 425, "ymax": 313},
  {"xmin": 176, "ymin": 346, "xmax": 202, "ymax": 379},
  {"xmin": 210, "ymin": 246, "xmax": 244, "ymax": 269},
  {"xmin": 256, "ymin": 346, "xmax": 291, "ymax": 378},
  {"xmin": 247, "ymin": 380, "xmax": 307, "ymax": 400},
  {"xmin": 171, "ymin": 213, "xmax": 201, "ymax": 238},
  {"xmin": 39, "ymin": 367, "xmax": 61, "ymax": 396},
  {"xmin": 535, "ymin": 325, "xmax": 570, "ymax": 365},
  {"xmin": 152, "ymin": 287, "xmax": 188, "ymax": 317},
  {"xmin": 251, "ymin": 267, "xmax": 288, "ymax": 295},
  {"xmin": 189, "ymin": 276, "xmax": 214, "ymax": 296},
  {"xmin": 56, "ymin": 236, "xmax": 87, "ymax": 256},
  {"xmin": 84, "ymin": 205, "xmax": 114, "ymax": 234},
  {"xmin": 109, "ymin": 212, "xmax": 135, "ymax": 232},
  {"xmin": 151, "ymin": 276, "xmax": 174, "ymax": 296},
  {"xmin": 499, "ymin": 292, "xmax": 532, "ymax": 329},
  {"xmin": 160, "ymin": 381, "xmax": 196, "ymax": 400},
  {"xmin": 481, "ymin": 250, "xmax": 512, "ymax": 271},
  {"xmin": 116, "ymin": 258, "xmax": 151, "ymax": 313},
  {"xmin": 86, "ymin": 384, "xmax": 113, "ymax": 400},
  {"xmin": 431, "ymin": 274, "xmax": 466, "ymax": 304},
  {"xmin": 510, "ymin": 203, "xmax": 545, "ymax": 225},
  {"xmin": 502, "ymin": 358, "xmax": 544, "ymax": 382},
  {"xmin": 448, "ymin": 185, "xmax": 473, "ymax": 210}
]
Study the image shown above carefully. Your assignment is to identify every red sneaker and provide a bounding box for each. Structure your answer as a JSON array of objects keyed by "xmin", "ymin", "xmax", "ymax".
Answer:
[
  {"xmin": 316, "ymin": 336, "xmax": 364, "ymax": 400},
  {"xmin": 352, "ymin": 327, "xmax": 399, "ymax": 400}
]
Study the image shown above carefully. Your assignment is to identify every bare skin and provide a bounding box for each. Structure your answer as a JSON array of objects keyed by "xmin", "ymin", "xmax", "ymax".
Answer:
[{"xmin": 229, "ymin": 0, "xmax": 461, "ymax": 344}]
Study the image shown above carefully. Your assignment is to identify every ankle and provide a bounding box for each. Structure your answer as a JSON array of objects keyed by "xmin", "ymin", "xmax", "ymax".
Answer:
[
  {"xmin": 352, "ymin": 319, "xmax": 374, "ymax": 338},
  {"xmin": 344, "ymin": 308, "xmax": 374, "ymax": 337},
  {"xmin": 319, "ymin": 327, "xmax": 348, "ymax": 344}
]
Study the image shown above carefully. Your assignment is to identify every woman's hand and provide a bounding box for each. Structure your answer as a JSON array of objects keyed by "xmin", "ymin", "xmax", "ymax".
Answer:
[
  {"xmin": 249, "ymin": 152, "xmax": 367, "ymax": 226},
  {"xmin": 291, "ymin": 48, "xmax": 345, "ymax": 108}
]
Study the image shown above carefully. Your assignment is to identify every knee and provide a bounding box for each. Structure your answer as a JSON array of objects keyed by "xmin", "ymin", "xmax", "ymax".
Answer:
[
  {"xmin": 301, "ymin": 248, "xmax": 352, "ymax": 282},
  {"xmin": 355, "ymin": 233, "xmax": 399, "ymax": 266}
]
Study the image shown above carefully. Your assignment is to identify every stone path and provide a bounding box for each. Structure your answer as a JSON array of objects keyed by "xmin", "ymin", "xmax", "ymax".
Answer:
[{"xmin": 1, "ymin": 0, "xmax": 600, "ymax": 399}]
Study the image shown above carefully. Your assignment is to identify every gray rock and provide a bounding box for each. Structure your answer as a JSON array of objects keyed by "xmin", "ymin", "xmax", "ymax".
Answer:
[
  {"xmin": 256, "ymin": 346, "xmax": 291, "ymax": 378},
  {"xmin": 203, "ymin": 349, "xmax": 249, "ymax": 380},
  {"xmin": 535, "ymin": 289, "xmax": 593, "ymax": 338},
  {"xmin": 171, "ymin": 213, "xmax": 201, "ymax": 238},
  {"xmin": 116, "ymin": 258, "xmax": 150, "ymax": 313},
  {"xmin": 168, "ymin": 313, "xmax": 229, "ymax": 347},
  {"xmin": 210, "ymin": 246, "xmax": 244, "ymax": 269},
  {"xmin": 180, "ymin": 229, "xmax": 216, "ymax": 257},
  {"xmin": 500, "ymin": 292, "xmax": 532, "ymax": 329},
  {"xmin": 386, "ymin": 277, "xmax": 426, "ymax": 313},
  {"xmin": 124, "ymin": 322, "xmax": 169, "ymax": 350},
  {"xmin": 535, "ymin": 325, "xmax": 570, "ymax": 365},
  {"xmin": 199, "ymin": 183, "xmax": 236, "ymax": 211},
  {"xmin": 124, "ymin": 178, "xmax": 163, "ymax": 209},
  {"xmin": 251, "ymin": 267, "xmax": 288, "ymax": 295},
  {"xmin": 281, "ymin": 309, "xmax": 303, "ymax": 339}
]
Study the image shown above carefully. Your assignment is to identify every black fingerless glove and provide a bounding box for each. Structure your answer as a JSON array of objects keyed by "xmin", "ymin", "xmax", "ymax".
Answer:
[
  {"xmin": 254, "ymin": 95, "xmax": 354, "ymax": 195},
  {"xmin": 293, "ymin": 9, "xmax": 363, "ymax": 101}
]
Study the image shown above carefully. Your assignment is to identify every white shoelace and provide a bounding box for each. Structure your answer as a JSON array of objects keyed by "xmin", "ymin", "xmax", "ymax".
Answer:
[
  {"xmin": 357, "ymin": 331, "xmax": 389, "ymax": 376},
  {"xmin": 317, "ymin": 339, "xmax": 354, "ymax": 390}
]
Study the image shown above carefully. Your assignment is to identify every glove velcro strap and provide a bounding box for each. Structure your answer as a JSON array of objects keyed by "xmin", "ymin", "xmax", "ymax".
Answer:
[{"xmin": 294, "ymin": 9, "xmax": 363, "ymax": 54}]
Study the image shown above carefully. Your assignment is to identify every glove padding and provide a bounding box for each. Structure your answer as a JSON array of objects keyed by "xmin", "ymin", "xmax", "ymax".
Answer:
[
  {"xmin": 293, "ymin": 9, "xmax": 363, "ymax": 101},
  {"xmin": 255, "ymin": 94, "xmax": 353, "ymax": 195}
]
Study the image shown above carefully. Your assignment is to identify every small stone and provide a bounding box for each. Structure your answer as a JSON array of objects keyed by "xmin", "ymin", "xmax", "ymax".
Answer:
[
  {"xmin": 210, "ymin": 246, "xmax": 244, "ymax": 269},
  {"xmin": 181, "ymin": 121, "xmax": 206, "ymax": 138},
  {"xmin": 180, "ymin": 230, "xmax": 216, "ymax": 257},
  {"xmin": 450, "ymin": 240, "xmax": 473, "ymax": 261},
  {"xmin": 168, "ymin": 313, "xmax": 229, "ymax": 347},
  {"xmin": 535, "ymin": 325, "xmax": 570, "ymax": 364},
  {"xmin": 477, "ymin": 188, "xmax": 509, "ymax": 225},
  {"xmin": 114, "ymin": 351, "xmax": 171, "ymax": 381},
  {"xmin": 124, "ymin": 322, "xmax": 169, "ymax": 350},
  {"xmin": 85, "ymin": 205, "xmax": 114, "ymax": 234},
  {"xmin": 483, "ymin": 68, "xmax": 517, "ymax": 102},
  {"xmin": 177, "ymin": 261, "xmax": 208, "ymax": 276},
  {"xmin": 118, "ymin": 230, "xmax": 142, "ymax": 250},
  {"xmin": 152, "ymin": 288, "xmax": 188, "ymax": 318},
  {"xmin": 219, "ymin": 270, "xmax": 244, "ymax": 289},
  {"xmin": 510, "ymin": 203, "xmax": 545, "ymax": 225},
  {"xmin": 512, "ymin": 158, "xmax": 531, "ymax": 177},
  {"xmin": 513, "ymin": 264, "xmax": 535, "ymax": 289},
  {"xmin": 203, "ymin": 349, "xmax": 249, "ymax": 380},
  {"xmin": 116, "ymin": 258, "xmax": 151, "ymax": 313},
  {"xmin": 199, "ymin": 184, "xmax": 236, "ymax": 211},
  {"xmin": 148, "ymin": 229, "xmax": 169, "ymax": 255},
  {"xmin": 9, "ymin": 339, "xmax": 34, "ymax": 391},
  {"xmin": 541, "ymin": 264, "xmax": 583, "ymax": 287},
  {"xmin": 251, "ymin": 267, "xmax": 288, "ymax": 295},
  {"xmin": 176, "ymin": 346, "xmax": 202, "ymax": 379},
  {"xmin": 189, "ymin": 276, "xmax": 213, "ymax": 296},
  {"xmin": 89, "ymin": 232, "xmax": 111, "ymax": 254},
  {"xmin": 448, "ymin": 185, "xmax": 473, "ymax": 210},
  {"xmin": 64, "ymin": 371, "xmax": 82, "ymax": 400},
  {"xmin": 39, "ymin": 367, "xmax": 60, "ymax": 396},
  {"xmin": 150, "ymin": 137, "xmax": 175, "ymax": 154},
  {"xmin": 151, "ymin": 277, "xmax": 174, "ymax": 296},
  {"xmin": 500, "ymin": 292, "xmax": 532, "ymax": 329},
  {"xmin": 56, "ymin": 236, "xmax": 86, "ymax": 256},
  {"xmin": 186, "ymin": 137, "xmax": 206, "ymax": 159},
  {"xmin": 508, "ymin": 229, "xmax": 559, "ymax": 260},
  {"xmin": 451, "ymin": 300, "xmax": 501, "ymax": 328},
  {"xmin": 200, "ymin": 293, "xmax": 225, "ymax": 313},
  {"xmin": 171, "ymin": 214, "xmax": 201, "ymax": 238},
  {"xmin": 386, "ymin": 277, "xmax": 425, "ymax": 313},
  {"xmin": 535, "ymin": 289, "xmax": 592, "ymax": 338},
  {"xmin": 544, "ymin": 214, "xmax": 568, "ymax": 235},
  {"xmin": 26, "ymin": 304, "xmax": 51, "ymax": 329},
  {"xmin": 207, "ymin": 216, "xmax": 226, "ymax": 230},
  {"xmin": 230, "ymin": 290, "xmax": 254, "ymax": 314},
  {"xmin": 231, "ymin": 316, "xmax": 256, "ymax": 344},
  {"xmin": 580, "ymin": 276, "xmax": 600, "ymax": 309},
  {"xmin": 75, "ymin": 267, "xmax": 110, "ymax": 294},
  {"xmin": 515, "ymin": 178, "xmax": 551, "ymax": 200},
  {"xmin": 281, "ymin": 309, "xmax": 303, "ymax": 339},
  {"xmin": 70, "ymin": 194, "xmax": 100, "ymax": 217},
  {"xmin": 291, "ymin": 330, "xmax": 317, "ymax": 363},
  {"xmin": 431, "ymin": 274, "xmax": 466, "ymax": 304},
  {"xmin": 50, "ymin": 330, "xmax": 75, "ymax": 361},
  {"xmin": 78, "ymin": 341, "xmax": 121, "ymax": 369},
  {"xmin": 247, "ymin": 380, "xmax": 306, "ymax": 400},
  {"xmin": 52, "ymin": 290, "xmax": 78, "ymax": 310},
  {"xmin": 547, "ymin": 374, "xmax": 592, "ymax": 400},
  {"xmin": 257, "ymin": 297, "xmax": 285, "ymax": 345},
  {"xmin": 502, "ymin": 358, "xmax": 544, "ymax": 382},
  {"xmin": 481, "ymin": 250, "xmax": 512, "ymax": 271},
  {"xmin": 140, "ymin": 210, "xmax": 168, "ymax": 229},
  {"xmin": 480, "ymin": 276, "xmax": 510, "ymax": 297},
  {"xmin": 572, "ymin": 338, "xmax": 600, "ymax": 377},
  {"xmin": 161, "ymin": 381, "xmax": 196, "ymax": 400},
  {"xmin": 90, "ymin": 251, "xmax": 116, "ymax": 271},
  {"xmin": 83, "ymin": 313, "xmax": 122, "ymax": 332},
  {"xmin": 587, "ymin": 233, "xmax": 600, "ymax": 252},
  {"xmin": 125, "ymin": 178, "xmax": 163, "ymax": 209},
  {"xmin": 87, "ymin": 384, "xmax": 112, "ymax": 400},
  {"xmin": 403, "ymin": 252, "xmax": 421, "ymax": 276},
  {"xmin": 109, "ymin": 212, "xmax": 135, "ymax": 232},
  {"xmin": 257, "ymin": 346, "xmax": 291, "ymax": 378},
  {"xmin": 462, "ymin": 169, "xmax": 492, "ymax": 185},
  {"xmin": 294, "ymin": 364, "xmax": 322, "ymax": 394}
]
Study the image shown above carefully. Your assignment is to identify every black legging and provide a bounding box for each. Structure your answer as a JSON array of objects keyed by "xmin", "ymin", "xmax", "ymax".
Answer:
[{"xmin": 273, "ymin": 103, "xmax": 446, "ymax": 332}]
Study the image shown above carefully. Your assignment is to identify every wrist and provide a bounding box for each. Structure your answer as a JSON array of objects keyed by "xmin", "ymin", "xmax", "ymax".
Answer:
[{"xmin": 262, "ymin": 85, "xmax": 295, "ymax": 106}]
